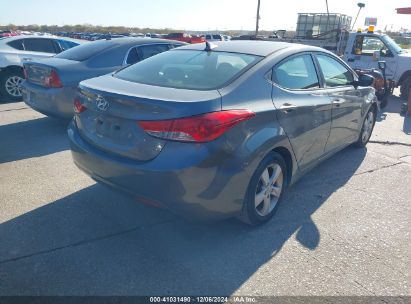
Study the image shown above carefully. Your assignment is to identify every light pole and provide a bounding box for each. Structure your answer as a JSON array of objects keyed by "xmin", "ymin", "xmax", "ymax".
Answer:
[
  {"xmin": 255, "ymin": 0, "xmax": 261, "ymax": 38},
  {"xmin": 352, "ymin": 2, "xmax": 365, "ymax": 30},
  {"xmin": 325, "ymin": 0, "xmax": 330, "ymax": 36}
]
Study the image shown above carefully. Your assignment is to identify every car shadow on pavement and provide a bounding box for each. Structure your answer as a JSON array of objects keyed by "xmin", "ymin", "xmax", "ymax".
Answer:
[
  {"xmin": 0, "ymin": 147, "xmax": 367, "ymax": 295},
  {"xmin": 0, "ymin": 117, "xmax": 69, "ymax": 164}
]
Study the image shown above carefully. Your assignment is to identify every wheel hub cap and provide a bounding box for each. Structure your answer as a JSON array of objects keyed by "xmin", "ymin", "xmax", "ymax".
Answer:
[
  {"xmin": 5, "ymin": 76, "xmax": 24, "ymax": 97},
  {"xmin": 254, "ymin": 164, "xmax": 283, "ymax": 217},
  {"xmin": 362, "ymin": 111, "xmax": 374, "ymax": 143}
]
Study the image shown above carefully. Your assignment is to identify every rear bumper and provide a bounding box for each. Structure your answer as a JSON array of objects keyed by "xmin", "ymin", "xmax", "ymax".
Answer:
[
  {"xmin": 67, "ymin": 119, "xmax": 251, "ymax": 220},
  {"xmin": 22, "ymin": 81, "xmax": 76, "ymax": 119}
]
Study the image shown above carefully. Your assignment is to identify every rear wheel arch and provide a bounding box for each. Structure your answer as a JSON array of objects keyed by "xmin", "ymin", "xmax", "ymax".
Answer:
[
  {"xmin": 0, "ymin": 65, "xmax": 25, "ymax": 100},
  {"xmin": 398, "ymin": 70, "xmax": 411, "ymax": 85},
  {"xmin": 1, "ymin": 65, "xmax": 24, "ymax": 76},
  {"xmin": 271, "ymin": 146, "xmax": 293, "ymax": 187}
]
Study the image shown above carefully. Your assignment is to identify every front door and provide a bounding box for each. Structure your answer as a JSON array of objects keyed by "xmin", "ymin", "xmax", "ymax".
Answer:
[
  {"xmin": 271, "ymin": 53, "xmax": 332, "ymax": 172},
  {"xmin": 314, "ymin": 53, "xmax": 365, "ymax": 152}
]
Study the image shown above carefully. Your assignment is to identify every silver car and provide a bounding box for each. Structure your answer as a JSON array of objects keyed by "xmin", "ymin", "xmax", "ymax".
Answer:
[
  {"xmin": 68, "ymin": 41, "xmax": 377, "ymax": 225},
  {"xmin": 0, "ymin": 35, "xmax": 81, "ymax": 101},
  {"xmin": 22, "ymin": 38, "xmax": 184, "ymax": 119}
]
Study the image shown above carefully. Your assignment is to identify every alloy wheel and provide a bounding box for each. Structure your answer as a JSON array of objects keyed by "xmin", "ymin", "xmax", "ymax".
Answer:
[
  {"xmin": 5, "ymin": 75, "xmax": 24, "ymax": 98},
  {"xmin": 254, "ymin": 163, "xmax": 284, "ymax": 217},
  {"xmin": 362, "ymin": 111, "xmax": 374, "ymax": 143}
]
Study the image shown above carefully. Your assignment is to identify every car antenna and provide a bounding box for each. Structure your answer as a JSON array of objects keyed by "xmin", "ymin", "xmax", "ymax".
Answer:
[{"xmin": 204, "ymin": 41, "xmax": 217, "ymax": 52}]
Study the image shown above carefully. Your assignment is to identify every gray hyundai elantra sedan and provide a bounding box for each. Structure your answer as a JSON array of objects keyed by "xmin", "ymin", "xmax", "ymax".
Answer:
[{"xmin": 68, "ymin": 41, "xmax": 377, "ymax": 225}]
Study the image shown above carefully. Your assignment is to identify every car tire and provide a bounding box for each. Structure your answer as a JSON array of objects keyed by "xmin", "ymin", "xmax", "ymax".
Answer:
[
  {"xmin": 400, "ymin": 76, "xmax": 411, "ymax": 100},
  {"xmin": 379, "ymin": 95, "xmax": 388, "ymax": 109},
  {"xmin": 354, "ymin": 107, "xmax": 376, "ymax": 148},
  {"xmin": 0, "ymin": 69, "xmax": 25, "ymax": 102},
  {"xmin": 239, "ymin": 152, "xmax": 287, "ymax": 226}
]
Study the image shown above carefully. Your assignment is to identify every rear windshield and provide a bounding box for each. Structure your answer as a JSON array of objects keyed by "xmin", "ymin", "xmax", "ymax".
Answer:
[
  {"xmin": 55, "ymin": 40, "xmax": 113, "ymax": 61},
  {"xmin": 114, "ymin": 50, "xmax": 262, "ymax": 90}
]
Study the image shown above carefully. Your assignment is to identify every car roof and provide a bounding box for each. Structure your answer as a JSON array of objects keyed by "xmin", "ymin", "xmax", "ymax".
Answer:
[
  {"xmin": 0, "ymin": 35, "xmax": 57, "ymax": 41},
  {"xmin": 175, "ymin": 40, "xmax": 326, "ymax": 57},
  {"xmin": 94, "ymin": 37, "xmax": 185, "ymax": 46},
  {"xmin": 0, "ymin": 35, "xmax": 85, "ymax": 46}
]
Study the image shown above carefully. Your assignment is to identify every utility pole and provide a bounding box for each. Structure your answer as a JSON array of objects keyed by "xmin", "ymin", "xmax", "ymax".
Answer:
[{"xmin": 255, "ymin": 0, "xmax": 261, "ymax": 38}]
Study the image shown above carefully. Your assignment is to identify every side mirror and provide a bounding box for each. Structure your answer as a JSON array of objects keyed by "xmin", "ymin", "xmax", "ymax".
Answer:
[
  {"xmin": 353, "ymin": 74, "xmax": 374, "ymax": 89},
  {"xmin": 378, "ymin": 60, "xmax": 386, "ymax": 71}
]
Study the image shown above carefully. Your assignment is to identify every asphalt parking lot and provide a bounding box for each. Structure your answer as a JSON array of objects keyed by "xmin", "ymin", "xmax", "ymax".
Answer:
[{"xmin": 0, "ymin": 92, "xmax": 410, "ymax": 296}]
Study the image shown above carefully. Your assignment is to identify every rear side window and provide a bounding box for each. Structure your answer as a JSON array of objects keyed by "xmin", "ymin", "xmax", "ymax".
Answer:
[
  {"xmin": 126, "ymin": 47, "xmax": 139, "ymax": 64},
  {"xmin": 137, "ymin": 44, "xmax": 170, "ymax": 61},
  {"xmin": 316, "ymin": 54, "xmax": 353, "ymax": 87},
  {"xmin": 126, "ymin": 44, "xmax": 171, "ymax": 65},
  {"xmin": 56, "ymin": 39, "xmax": 79, "ymax": 52},
  {"xmin": 115, "ymin": 50, "xmax": 262, "ymax": 90},
  {"xmin": 55, "ymin": 40, "xmax": 113, "ymax": 61},
  {"xmin": 273, "ymin": 54, "xmax": 319, "ymax": 90},
  {"xmin": 7, "ymin": 39, "xmax": 24, "ymax": 50},
  {"xmin": 23, "ymin": 39, "xmax": 57, "ymax": 53}
]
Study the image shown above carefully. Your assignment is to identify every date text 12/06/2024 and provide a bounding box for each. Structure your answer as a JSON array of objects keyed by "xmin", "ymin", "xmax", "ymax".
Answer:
[{"xmin": 149, "ymin": 296, "xmax": 257, "ymax": 303}]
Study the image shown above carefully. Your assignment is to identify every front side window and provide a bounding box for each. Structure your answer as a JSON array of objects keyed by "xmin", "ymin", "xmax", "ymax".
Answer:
[
  {"xmin": 23, "ymin": 39, "xmax": 56, "ymax": 53},
  {"xmin": 352, "ymin": 35, "xmax": 391, "ymax": 57},
  {"xmin": 115, "ymin": 50, "xmax": 262, "ymax": 90},
  {"xmin": 273, "ymin": 54, "xmax": 319, "ymax": 90},
  {"xmin": 316, "ymin": 54, "xmax": 354, "ymax": 87}
]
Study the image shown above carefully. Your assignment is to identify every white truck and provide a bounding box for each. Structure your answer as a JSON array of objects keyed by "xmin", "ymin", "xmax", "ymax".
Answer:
[{"xmin": 273, "ymin": 27, "xmax": 411, "ymax": 100}]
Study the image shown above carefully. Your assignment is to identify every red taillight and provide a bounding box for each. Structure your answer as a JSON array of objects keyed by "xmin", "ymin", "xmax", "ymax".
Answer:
[
  {"xmin": 44, "ymin": 69, "xmax": 62, "ymax": 88},
  {"xmin": 138, "ymin": 110, "xmax": 255, "ymax": 143},
  {"xmin": 73, "ymin": 98, "xmax": 87, "ymax": 114}
]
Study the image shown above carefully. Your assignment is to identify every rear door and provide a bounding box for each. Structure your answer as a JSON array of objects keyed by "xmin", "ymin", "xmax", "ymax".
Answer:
[
  {"xmin": 271, "ymin": 53, "xmax": 332, "ymax": 172},
  {"xmin": 21, "ymin": 38, "xmax": 58, "ymax": 61},
  {"xmin": 314, "ymin": 52, "xmax": 364, "ymax": 152}
]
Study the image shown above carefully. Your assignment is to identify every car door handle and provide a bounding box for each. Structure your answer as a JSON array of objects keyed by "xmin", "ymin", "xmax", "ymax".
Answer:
[
  {"xmin": 22, "ymin": 57, "xmax": 32, "ymax": 61},
  {"xmin": 332, "ymin": 99, "xmax": 345, "ymax": 106},
  {"xmin": 347, "ymin": 58, "xmax": 355, "ymax": 62},
  {"xmin": 279, "ymin": 103, "xmax": 297, "ymax": 112}
]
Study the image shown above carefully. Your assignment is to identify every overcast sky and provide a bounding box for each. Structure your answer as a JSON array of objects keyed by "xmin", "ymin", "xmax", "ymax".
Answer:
[{"xmin": 1, "ymin": 0, "xmax": 410, "ymax": 31}]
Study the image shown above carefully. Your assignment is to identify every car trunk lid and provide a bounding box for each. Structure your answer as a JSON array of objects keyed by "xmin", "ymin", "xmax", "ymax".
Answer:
[
  {"xmin": 24, "ymin": 58, "xmax": 79, "ymax": 86},
  {"xmin": 76, "ymin": 74, "xmax": 222, "ymax": 161}
]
